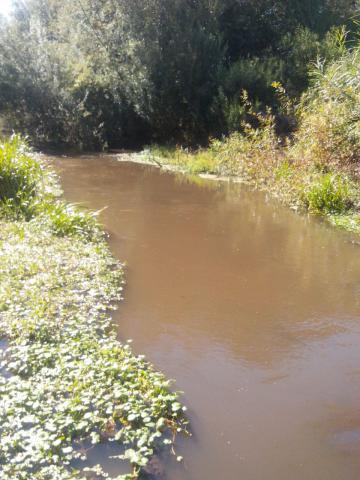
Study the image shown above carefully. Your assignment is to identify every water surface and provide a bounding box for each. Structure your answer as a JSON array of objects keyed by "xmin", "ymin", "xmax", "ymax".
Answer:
[{"xmin": 55, "ymin": 155, "xmax": 360, "ymax": 480}]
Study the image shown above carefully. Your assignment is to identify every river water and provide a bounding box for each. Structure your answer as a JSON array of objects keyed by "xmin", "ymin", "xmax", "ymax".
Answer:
[{"xmin": 55, "ymin": 154, "xmax": 360, "ymax": 480}]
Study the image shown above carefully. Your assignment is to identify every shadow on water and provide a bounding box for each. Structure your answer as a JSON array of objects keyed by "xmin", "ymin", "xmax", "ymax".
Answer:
[{"xmin": 54, "ymin": 155, "xmax": 360, "ymax": 480}]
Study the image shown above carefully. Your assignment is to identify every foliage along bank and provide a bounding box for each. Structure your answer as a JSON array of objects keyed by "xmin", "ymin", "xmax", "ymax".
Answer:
[
  {"xmin": 147, "ymin": 46, "xmax": 360, "ymax": 235},
  {"xmin": 0, "ymin": 136, "xmax": 187, "ymax": 480}
]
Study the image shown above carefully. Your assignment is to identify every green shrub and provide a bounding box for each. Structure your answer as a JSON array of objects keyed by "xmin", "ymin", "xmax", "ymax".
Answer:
[
  {"xmin": 211, "ymin": 103, "xmax": 280, "ymax": 181},
  {"xmin": 150, "ymin": 145, "xmax": 178, "ymax": 160},
  {"xmin": 186, "ymin": 151, "xmax": 218, "ymax": 175},
  {"xmin": 0, "ymin": 136, "xmax": 101, "ymax": 241},
  {"xmin": 215, "ymin": 56, "xmax": 285, "ymax": 134},
  {"xmin": 0, "ymin": 135, "xmax": 44, "ymax": 218},
  {"xmin": 275, "ymin": 159, "xmax": 294, "ymax": 181},
  {"xmin": 292, "ymin": 48, "xmax": 360, "ymax": 171},
  {"xmin": 303, "ymin": 174, "xmax": 353, "ymax": 214},
  {"xmin": 35, "ymin": 201, "xmax": 100, "ymax": 240},
  {"xmin": 220, "ymin": 56, "xmax": 284, "ymax": 107}
]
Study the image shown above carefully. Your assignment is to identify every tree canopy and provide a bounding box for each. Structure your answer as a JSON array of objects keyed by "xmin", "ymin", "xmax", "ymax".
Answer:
[{"xmin": 0, "ymin": 0, "xmax": 358, "ymax": 148}]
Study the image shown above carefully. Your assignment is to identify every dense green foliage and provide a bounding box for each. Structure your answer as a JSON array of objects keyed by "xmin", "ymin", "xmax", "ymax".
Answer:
[
  {"xmin": 0, "ymin": 137, "xmax": 187, "ymax": 479},
  {"xmin": 0, "ymin": 135, "xmax": 46, "ymax": 216},
  {"xmin": 147, "ymin": 45, "xmax": 360, "ymax": 233},
  {"xmin": 0, "ymin": 0, "xmax": 358, "ymax": 148},
  {"xmin": 292, "ymin": 48, "xmax": 360, "ymax": 170}
]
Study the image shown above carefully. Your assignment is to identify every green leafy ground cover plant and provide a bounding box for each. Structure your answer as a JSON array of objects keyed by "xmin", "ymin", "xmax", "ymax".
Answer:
[{"xmin": 0, "ymin": 136, "xmax": 187, "ymax": 480}]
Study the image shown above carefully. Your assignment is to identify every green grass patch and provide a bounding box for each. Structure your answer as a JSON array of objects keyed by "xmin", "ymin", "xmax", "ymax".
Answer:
[
  {"xmin": 149, "ymin": 145, "xmax": 219, "ymax": 175},
  {"xmin": 0, "ymin": 135, "xmax": 45, "ymax": 218},
  {"xmin": 34, "ymin": 201, "xmax": 101, "ymax": 240},
  {"xmin": 303, "ymin": 174, "xmax": 354, "ymax": 215},
  {"xmin": 329, "ymin": 213, "xmax": 360, "ymax": 234}
]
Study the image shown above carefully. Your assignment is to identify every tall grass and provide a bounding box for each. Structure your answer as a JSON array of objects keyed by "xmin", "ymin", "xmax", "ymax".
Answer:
[
  {"xmin": 0, "ymin": 135, "xmax": 100, "ymax": 239},
  {"xmin": 302, "ymin": 174, "xmax": 354, "ymax": 214},
  {"xmin": 0, "ymin": 135, "xmax": 44, "ymax": 218},
  {"xmin": 150, "ymin": 145, "xmax": 219, "ymax": 174},
  {"xmin": 35, "ymin": 201, "xmax": 101, "ymax": 240}
]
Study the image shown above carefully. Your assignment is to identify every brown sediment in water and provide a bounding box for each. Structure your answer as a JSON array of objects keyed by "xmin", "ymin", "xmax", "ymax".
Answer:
[{"xmin": 54, "ymin": 154, "xmax": 360, "ymax": 480}]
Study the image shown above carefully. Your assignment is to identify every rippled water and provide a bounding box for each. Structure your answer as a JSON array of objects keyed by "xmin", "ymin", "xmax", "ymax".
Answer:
[{"xmin": 55, "ymin": 154, "xmax": 360, "ymax": 480}]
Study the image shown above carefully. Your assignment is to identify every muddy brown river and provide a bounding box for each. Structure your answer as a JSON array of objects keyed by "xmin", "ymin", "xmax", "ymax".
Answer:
[{"xmin": 55, "ymin": 154, "xmax": 360, "ymax": 480}]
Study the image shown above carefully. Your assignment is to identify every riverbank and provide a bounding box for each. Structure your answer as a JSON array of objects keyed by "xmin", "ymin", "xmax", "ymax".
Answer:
[
  {"xmin": 123, "ymin": 144, "xmax": 360, "ymax": 237},
  {"xmin": 142, "ymin": 51, "xmax": 360, "ymax": 235},
  {"xmin": 0, "ymin": 136, "xmax": 187, "ymax": 480}
]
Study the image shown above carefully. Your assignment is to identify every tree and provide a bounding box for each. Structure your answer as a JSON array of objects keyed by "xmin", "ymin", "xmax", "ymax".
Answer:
[{"xmin": 0, "ymin": 0, "xmax": 358, "ymax": 148}]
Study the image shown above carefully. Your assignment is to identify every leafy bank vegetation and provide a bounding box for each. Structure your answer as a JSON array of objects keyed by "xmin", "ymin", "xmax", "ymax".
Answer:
[
  {"xmin": 0, "ymin": 136, "xmax": 187, "ymax": 479},
  {"xmin": 148, "ymin": 45, "xmax": 360, "ymax": 233}
]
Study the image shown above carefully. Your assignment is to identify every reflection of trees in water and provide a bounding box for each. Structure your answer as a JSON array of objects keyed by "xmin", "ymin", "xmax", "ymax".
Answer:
[
  {"xmin": 194, "ymin": 179, "xmax": 360, "ymax": 364},
  {"xmin": 143, "ymin": 163, "xmax": 359, "ymax": 365},
  {"xmin": 214, "ymin": 180, "xmax": 358, "ymax": 299}
]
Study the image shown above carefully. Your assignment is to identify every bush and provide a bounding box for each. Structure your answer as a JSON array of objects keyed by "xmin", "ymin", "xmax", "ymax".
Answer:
[
  {"xmin": 303, "ymin": 174, "xmax": 353, "ymax": 214},
  {"xmin": 220, "ymin": 56, "xmax": 284, "ymax": 107},
  {"xmin": 150, "ymin": 145, "xmax": 218, "ymax": 174},
  {"xmin": 0, "ymin": 135, "xmax": 44, "ymax": 218},
  {"xmin": 211, "ymin": 103, "xmax": 280, "ymax": 181},
  {"xmin": 292, "ymin": 48, "xmax": 360, "ymax": 171},
  {"xmin": 35, "ymin": 202, "xmax": 101, "ymax": 240},
  {"xmin": 0, "ymin": 136, "xmax": 102, "ymax": 240}
]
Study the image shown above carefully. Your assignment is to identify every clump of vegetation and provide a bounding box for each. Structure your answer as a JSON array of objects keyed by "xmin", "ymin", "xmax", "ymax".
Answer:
[
  {"xmin": 150, "ymin": 92, "xmax": 282, "ymax": 185},
  {"xmin": 291, "ymin": 49, "xmax": 360, "ymax": 172},
  {"xmin": 34, "ymin": 201, "xmax": 101, "ymax": 240},
  {"xmin": 150, "ymin": 91, "xmax": 281, "ymax": 181},
  {"xmin": 212, "ymin": 107, "xmax": 280, "ymax": 183},
  {"xmin": 150, "ymin": 146, "xmax": 218, "ymax": 175},
  {"xmin": 0, "ymin": 138, "xmax": 187, "ymax": 480},
  {"xmin": 148, "ymin": 44, "xmax": 360, "ymax": 234},
  {"xmin": 302, "ymin": 174, "xmax": 354, "ymax": 215},
  {"xmin": 0, "ymin": 135, "xmax": 45, "ymax": 218}
]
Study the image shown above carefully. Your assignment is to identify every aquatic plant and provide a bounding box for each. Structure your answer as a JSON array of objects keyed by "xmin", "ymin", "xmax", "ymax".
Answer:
[
  {"xmin": 0, "ymin": 135, "xmax": 45, "ymax": 218},
  {"xmin": 34, "ymin": 201, "xmax": 101, "ymax": 240},
  {"xmin": 0, "ymin": 139, "xmax": 187, "ymax": 479},
  {"xmin": 302, "ymin": 173, "xmax": 353, "ymax": 215}
]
